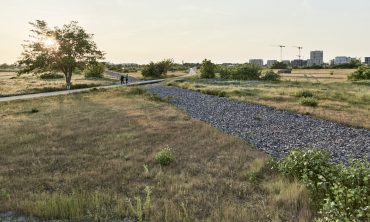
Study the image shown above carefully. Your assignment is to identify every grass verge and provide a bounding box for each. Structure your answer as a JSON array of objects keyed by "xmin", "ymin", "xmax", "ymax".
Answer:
[{"xmin": 0, "ymin": 87, "xmax": 313, "ymax": 221}]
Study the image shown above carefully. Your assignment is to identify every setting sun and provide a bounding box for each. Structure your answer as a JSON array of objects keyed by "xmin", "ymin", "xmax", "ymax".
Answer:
[{"xmin": 43, "ymin": 37, "xmax": 57, "ymax": 48}]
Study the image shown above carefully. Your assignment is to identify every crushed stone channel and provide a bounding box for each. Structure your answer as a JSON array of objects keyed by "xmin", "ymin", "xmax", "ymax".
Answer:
[{"xmin": 147, "ymin": 85, "xmax": 370, "ymax": 163}]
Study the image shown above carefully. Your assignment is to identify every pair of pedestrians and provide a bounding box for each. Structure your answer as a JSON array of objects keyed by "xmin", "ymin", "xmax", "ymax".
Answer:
[{"xmin": 120, "ymin": 74, "xmax": 129, "ymax": 85}]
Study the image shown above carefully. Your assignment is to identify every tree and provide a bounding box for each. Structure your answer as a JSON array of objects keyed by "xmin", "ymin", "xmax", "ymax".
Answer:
[
  {"xmin": 18, "ymin": 20, "xmax": 104, "ymax": 89},
  {"xmin": 200, "ymin": 59, "xmax": 215, "ymax": 78},
  {"xmin": 84, "ymin": 63, "xmax": 106, "ymax": 78},
  {"xmin": 271, "ymin": 61, "xmax": 288, "ymax": 69},
  {"xmin": 141, "ymin": 59, "xmax": 173, "ymax": 79}
]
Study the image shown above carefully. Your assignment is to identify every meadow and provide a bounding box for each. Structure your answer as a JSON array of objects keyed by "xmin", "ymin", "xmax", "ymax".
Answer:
[
  {"xmin": 279, "ymin": 69, "xmax": 355, "ymax": 83},
  {"xmin": 0, "ymin": 72, "xmax": 117, "ymax": 97},
  {"xmin": 0, "ymin": 87, "xmax": 313, "ymax": 221},
  {"xmin": 167, "ymin": 70, "xmax": 370, "ymax": 129}
]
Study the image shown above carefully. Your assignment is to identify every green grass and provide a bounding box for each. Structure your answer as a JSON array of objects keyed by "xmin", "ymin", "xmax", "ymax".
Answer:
[
  {"xmin": 0, "ymin": 87, "xmax": 313, "ymax": 221},
  {"xmin": 167, "ymin": 78, "xmax": 370, "ymax": 129}
]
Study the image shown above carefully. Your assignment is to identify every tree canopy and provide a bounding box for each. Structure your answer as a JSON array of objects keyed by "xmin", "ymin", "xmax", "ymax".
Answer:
[{"xmin": 18, "ymin": 20, "xmax": 104, "ymax": 89}]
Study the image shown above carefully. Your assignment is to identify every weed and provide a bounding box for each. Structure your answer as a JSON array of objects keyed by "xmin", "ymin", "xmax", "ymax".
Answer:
[
  {"xmin": 299, "ymin": 97, "xmax": 319, "ymax": 107},
  {"xmin": 276, "ymin": 149, "xmax": 370, "ymax": 222},
  {"xmin": 155, "ymin": 146, "xmax": 174, "ymax": 166},
  {"xmin": 126, "ymin": 87, "xmax": 145, "ymax": 95},
  {"xmin": 296, "ymin": 90, "xmax": 314, "ymax": 98}
]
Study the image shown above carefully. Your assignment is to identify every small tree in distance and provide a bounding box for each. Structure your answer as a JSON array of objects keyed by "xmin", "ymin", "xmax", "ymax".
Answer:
[
  {"xmin": 18, "ymin": 20, "xmax": 105, "ymax": 89},
  {"xmin": 141, "ymin": 59, "xmax": 173, "ymax": 79},
  {"xmin": 200, "ymin": 59, "xmax": 215, "ymax": 79}
]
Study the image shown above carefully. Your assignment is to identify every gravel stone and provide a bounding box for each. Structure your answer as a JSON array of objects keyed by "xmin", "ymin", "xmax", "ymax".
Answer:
[{"xmin": 147, "ymin": 85, "xmax": 370, "ymax": 162}]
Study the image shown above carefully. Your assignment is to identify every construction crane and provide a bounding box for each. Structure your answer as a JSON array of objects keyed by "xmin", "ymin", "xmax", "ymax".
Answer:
[
  {"xmin": 272, "ymin": 45, "xmax": 286, "ymax": 61},
  {"xmin": 293, "ymin": 46, "xmax": 303, "ymax": 60},
  {"xmin": 293, "ymin": 46, "xmax": 303, "ymax": 67}
]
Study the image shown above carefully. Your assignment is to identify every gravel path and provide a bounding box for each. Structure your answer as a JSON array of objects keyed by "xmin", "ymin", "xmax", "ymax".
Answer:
[{"xmin": 147, "ymin": 85, "xmax": 370, "ymax": 162}]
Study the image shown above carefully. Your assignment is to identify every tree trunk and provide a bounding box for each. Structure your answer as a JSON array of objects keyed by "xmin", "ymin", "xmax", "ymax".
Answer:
[{"xmin": 65, "ymin": 71, "xmax": 72, "ymax": 90}]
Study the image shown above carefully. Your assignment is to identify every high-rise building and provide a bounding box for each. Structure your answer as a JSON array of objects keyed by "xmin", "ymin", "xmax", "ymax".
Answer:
[
  {"xmin": 365, "ymin": 57, "xmax": 370, "ymax": 65},
  {"xmin": 308, "ymin": 51, "xmax": 324, "ymax": 66},
  {"xmin": 334, "ymin": 56, "xmax": 352, "ymax": 65},
  {"xmin": 267, "ymin": 60, "xmax": 278, "ymax": 67},
  {"xmin": 249, "ymin": 59, "xmax": 264, "ymax": 67},
  {"xmin": 291, "ymin": 59, "xmax": 308, "ymax": 67}
]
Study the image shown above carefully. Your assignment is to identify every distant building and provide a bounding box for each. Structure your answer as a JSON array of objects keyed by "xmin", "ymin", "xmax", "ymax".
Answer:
[
  {"xmin": 249, "ymin": 59, "xmax": 264, "ymax": 66},
  {"xmin": 308, "ymin": 51, "xmax": 324, "ymax": 66},
  {"xmin": 282, "ymin": 60, "xmax": 291, "ymax": 67},
  {"xmin": 291, "ymin": 59, "xmax": 308, "ymax": 67},
  {"xmin": 267, "ymin": 60, "xmax": 278, "ymax": 67},
  {"xmin": 334, "ymin": 56, "xmax": 352, "ymax": 65},
  {"xmin": 365, "ymin": 57, "xmax": 370, "ymax": 65}
]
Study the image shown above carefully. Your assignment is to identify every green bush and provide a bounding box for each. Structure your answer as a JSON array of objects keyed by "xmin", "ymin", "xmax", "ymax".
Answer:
[
  {"xmin": 231, "ymin": 64, "xmax": 262, "ymax": 80},
  {"xmin": 276, "ymin": 150, "xmax": 370, "ymax": 221},
  {"xmin": 200, "ymin": 59, "xmax": 216, "ymax": 79},
  {"xmin": 202, "ymin": 89, "xmax": 227, "ymax": 97},
  {"xmin": 218, "ymin": 67, "xmax": 232, "ymax": 79},
  {"xmin": 296, "ymin": 90, "xmax": 314, "ymax": 98},
  {"xmin": 261, "ymin": 70, "xmax": 281, "ymax": 81},
  {"xmin": 84, "ymin": 63, "xmax": 105, "ymax": 78},
  {"xmin": 271, "ymin": 61, "xmax": 288, "ymax": 69},
  {"xmin": 40, "ymin": 72, "xmax": 64, "ymax": 79},
  {"xmin": 155, "ymin": 146, "xmax": 174, "ymax": 166},
  {"xmin": 348, "ymin": 66, "xmax": 370, "ymax": 80},
  {"xmin": 299, "ymin": 97, "xmax": 319, "ymax": 107},
  {"xmin": 142, "ymin": 59, "xmax": 173, "ymax": 79}
]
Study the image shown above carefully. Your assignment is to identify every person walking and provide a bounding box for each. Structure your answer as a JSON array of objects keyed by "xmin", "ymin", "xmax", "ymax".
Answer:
[
  {"xmin": 125, "ymin": 74, "xmax": 129, "ymax": 85},
  {"xmin": 120, "ymin": 75, "xmax": 124, "ymax": 85}
]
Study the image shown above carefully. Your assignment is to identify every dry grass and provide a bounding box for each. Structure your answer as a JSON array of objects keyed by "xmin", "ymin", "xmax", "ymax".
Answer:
[
  {"xmin": 0, "ymin": 87, "xmax": 313, "ymax": 221},
  {"xmin": 0, "ymin": 72, "xmax": 117, "ymax": 97},
  {"xmin": 278, "ymin": 69, "xmax": 355, "ymax": 83},
  {"xmin": 168, "ymin": 78, "xmax": 370, "ymax": 129}
]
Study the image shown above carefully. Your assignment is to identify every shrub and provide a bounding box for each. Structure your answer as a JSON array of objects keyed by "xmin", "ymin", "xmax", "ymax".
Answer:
[
  {"xmin": 261, "ymin": 70, "xmax": 281, "ymax": 81},
  {"xmin": 231, "ymin": 64, "xmax": 262, "ymax": 80},
  {"xmin": 200, "ymin": 59, "xmax": 216, "ymax": 79},
  {"xmin": 84, "ymin": 63, "xmax": 105, "ymax": 78},
  {"xmin": 142, "ymin": 59, "xmax": 173, "ymax": 79},
  {"xmin": 271, "ymin": 61, "xmax": 288, "ymax": 69},
  {"xmin": 296, "ymin": 90, "xmax": 314, "ymax": 98},
  {"xmin": 348, "ymin": 66, "xmax": 370, "ymax": 80},
  {"xmin": 202, "ymin": 88, "xmax": 227, "ymax": 97},
  {"xmin": 40, "ymin": 72, "xmax": 64, "ymax": 79},
  {"xmin": 276, "ymin": 149, "xmax": 370, "ymax": 222},
  {"xmin": 299, "ymin": 97, "xmax": 319, "ymax": 107},
  {"xmin": 155, "ymin": 146, "xmax": 174, "ymax": 166},
  {"xmin": 219, "ymin": 67, "xmax": 232, "ymax": 79}
]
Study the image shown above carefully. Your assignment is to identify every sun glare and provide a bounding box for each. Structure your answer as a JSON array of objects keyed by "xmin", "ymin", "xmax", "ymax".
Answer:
[{"xmin": 43, "ymin": 38, "xmax": 57, "ymax": 48}]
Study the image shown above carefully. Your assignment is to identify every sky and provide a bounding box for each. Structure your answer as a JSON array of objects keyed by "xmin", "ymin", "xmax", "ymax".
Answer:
[{"xmin": 0, "ymin": 0, "xmax": 369, "ymax": 64}]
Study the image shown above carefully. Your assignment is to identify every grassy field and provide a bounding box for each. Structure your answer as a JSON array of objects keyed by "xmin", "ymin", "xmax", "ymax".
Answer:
[
  {"xmin": 0, "ymin": 72, "xmax": 117, "ymax": 97},
  {"xmin": 0, "ymin": 87, "xmax": 313, "ymax": 221},
  {"xmin": 279, "ymin": 69, "xmax": 355, "ymax": 83},
  {"xmin": 167, "ymin": 77, "xmax": 370, "ymax": 129}
]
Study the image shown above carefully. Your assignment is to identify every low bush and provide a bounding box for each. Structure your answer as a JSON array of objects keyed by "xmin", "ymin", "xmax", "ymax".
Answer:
[
  {"xmin": 84, "ymin": 63, "xmax": 105, "ymax": 78},
  {"xmin": 155, "ymin": 146, "xmax": 174, "ymax": 166},
  {"xmin": 142, "ymin": 59, "xmax": 173, "ymax": 79},
  {"xmin": 261, "ymin": 70, "xmax": 281, "ymax": 81},
  {"xmin": 296, "ymin": 90, "xmax": 314, "ymax": 98},
  {"xmin": 40, "ymin": 72, "xmax": 64, "ymax": 79},
  {"xmin": 232, "ymin": 64, "xmax": 262, "ymax": 80},
  {"xmin": 299, "ymin": 97, "xmax": 319, "ymax": 107},
  {"xmin": 275, "ymin": 149, "xmax": 369, "ymax": 222},
  {"xmin": 348, "ymin": 66, "xmax": 370, "ymax": 80},
  {"xmin": 201, "ymin": 88, "xmax": 227, "ymax": 97}
]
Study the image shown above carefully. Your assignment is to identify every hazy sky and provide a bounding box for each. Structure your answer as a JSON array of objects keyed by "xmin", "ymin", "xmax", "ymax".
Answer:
[{"xmin": 0, "ymin": 0, "xmax": 369, "ymax": 64}]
